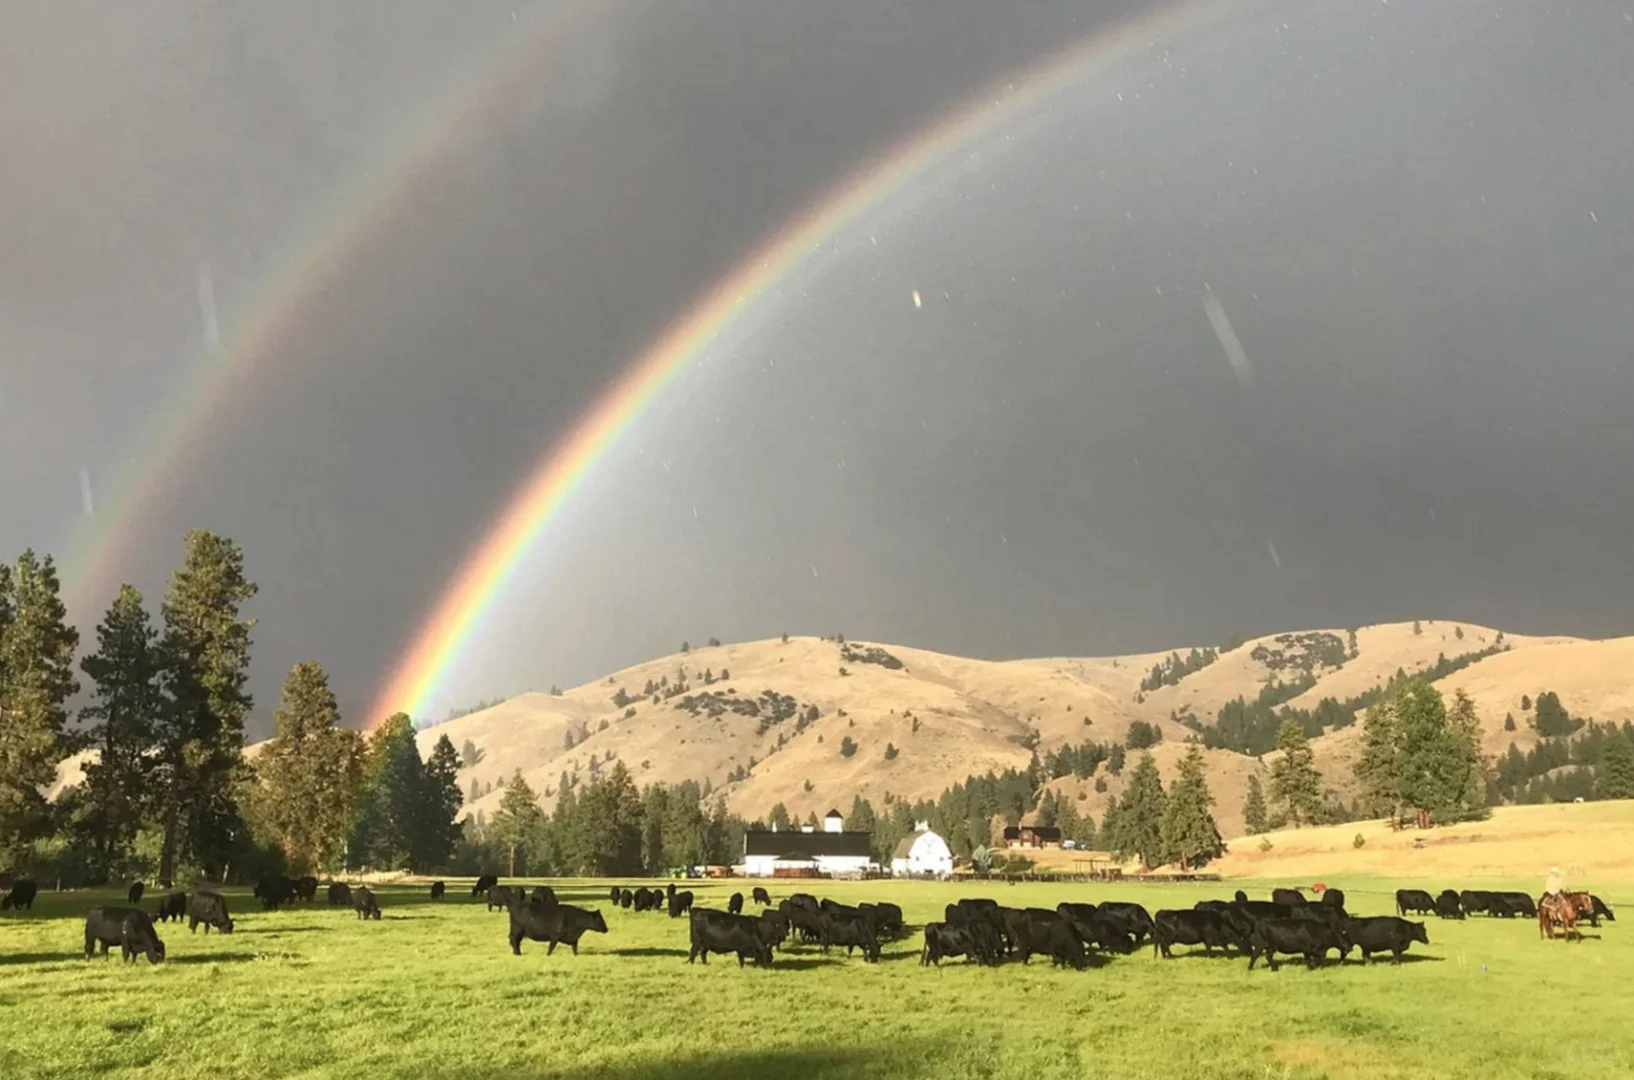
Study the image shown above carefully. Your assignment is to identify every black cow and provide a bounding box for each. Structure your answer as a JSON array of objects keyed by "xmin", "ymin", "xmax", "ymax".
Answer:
[
  {"xmin": 922, "ymin": 921, "xmax": 1000, "ymax": 966},
  {"xmin": 779, "ymin": 899, "xmax": 825, "ymax": 944},
  {"xmin": 127, "ymin": 881, "xmax": 146, "ymax": 905},
  {"xmin": 187, "ymin": 891, "xmax": 234, "ymax": 934},
  {"xmin": 0, "ymin": 879, "xmax": 36, "ymax": 910},
  {"xmin": 1057, "ymin": 902, "xmax": 1125, "ymax": 953},
  {"xmin": 1272, "ymin": 888, "xmax": 1306, "ymax": 907},
  {"xmin": 294, "ymin": 876, "xmax": 319, "ymax": 902},
  {"xmin": 668, "ymin": 890, "xmax": 694, "ymax": 919},
  {"xmin": 508, "ymin": 902, "xmax": 608, "ymax": 956},
  {"xmin": 1247, "ymin": 918, "xmax": 1347, "ymax": 970},
  {"xmin": 1495, "ymin": 892, "xmax": 1538, "ymax": 918},
  {"xmin": 727, "ymin": 892, "xmax": 744, "ymax": 915},
  {"xmin": 1321, "ymin": 888, "xmax": 1347, "ymax": 913},
  {"xmin": 1434, "ymin": 890, "xmax": 1463, "ymax": 919},
  {"xmin": 488, "ymin": 885, "xmax": 522, "ymax": 912},
  {"xmin": 353, "ymin": 886, "xmax": 382, "ymax": 920},
  {"xmin": 948, "ymin": 898, "xmax": 1011, "ymax": 953},
  {"xmin": 85, "ymin": 907, "xmax": 165, "ymax": 964},
  {"xmin": 1583, "ymin": 895, "xmax": 1616, "ymax": 927},
  {"xmin": 327, "ymin": 882, "xmax": 353, "ymax": 907},
  {"xmin": 1097, "ymin": 901, "xmax": 1156, "ymax": 946},
  {"xmin": 1459, "ymin": 890, "xmax": 1497, "ymax": 916},
  {"xmin": 473, "ymin": 874, "xmax": 498, "ymax": 898},
  {"xmin": 253, "ymin": 875, "xmax": 295, "ymax": 911},
  {"xmin": 818, "ymin": 909, "xmax": 881, "ymax": 962},
  {"xmin": 1343, "ymin": 916, "xmax": 1428, "ymax": 963},
  {"xmin": 1395, "ymin": 889, "xmax": 1436, "ymax": 917},
  {"xmin": 867, "ymin": 902, "xmax": 904, "ymax": 937},
  {"xmin": 1236, "ymin": 899, "xmax": 1297, "ymax": 923},
  {"xmin": 532, "ymin": 885, "xmax": 558, "ymax": 909},
  {"xmin": 610, "ymin": 886, "xmax": 623, "ymax": 905},
  {"xmin": 752, "ymin": 887, "xmax": 772, "ymax": 906},
  {"xmin": 619, "ymin": 889, "xmax": 635, "ymax": 909},
  {"xmin": 1005, "ymin": 908, "xmax": 1088, "ymax": 969},
  {"xmin": 429, "ymin": 881, "xmax": 446, "ymax": 901},
  {"xmin": 1154, "ymin": 909, "xmax": 1241, "ymax": 958},
  {"xmin": 688, "ymin": 907, "xmax": 772, "ymax": 967},
  {"xmin": 757, "ymin": 910, "xmax": 790, "ymax": 951},
  {"xmin": 155, "ymin": 892, "xmax": 188, "ymax": 923},
  {"xmin": 630, "ymin": 887, "xmax": 652, "ymax": 912}
]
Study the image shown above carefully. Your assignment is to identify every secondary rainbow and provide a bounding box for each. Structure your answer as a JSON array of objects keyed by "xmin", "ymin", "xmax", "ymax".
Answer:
[
  {"xmin": 367, "ymin": 0, "xmax": 1235, "ymax": 726},
  {"xmin": 61, "ymin": 3, "xmax": 596, "ymax": 613}
]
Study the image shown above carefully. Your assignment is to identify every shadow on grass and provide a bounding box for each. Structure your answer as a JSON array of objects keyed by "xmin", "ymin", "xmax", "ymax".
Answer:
[
  {"xmin": 242, "ymin": 925, "xmax": 331, "ymax": 934},
  {"xmin": 1344, "ymin": 953, "xmax": 1445, "ymax": 965},
  {"xmin": 603, "ymin": 947, "xmax": 688, "ymax": 959},
  {"xmin": 0, "ymin": 951, "xmax": 84, "ymax": 966},
  {"xmin": 166, "ymin": 952, "xmax": 260, "ymax": 965},
  {"xmin": 517, "ymin": 1040, "xmax": 940, "ymax": 1080}
]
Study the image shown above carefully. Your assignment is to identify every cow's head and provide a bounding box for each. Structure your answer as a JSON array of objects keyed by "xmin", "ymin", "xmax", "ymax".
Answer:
[
  {"xmin": 589, "ymin": 910, "xmax": 609, "ymax": 933},
  {"xmin": 1409, "ymin": 921, "xmax": 1429, "ymax": 945},
  {"xmin": 221, "ymin": 916, "xmax": 235, "ymax": 935}
]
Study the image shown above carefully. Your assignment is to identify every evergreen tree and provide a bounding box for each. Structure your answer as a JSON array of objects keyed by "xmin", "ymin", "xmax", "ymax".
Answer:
[
  {"xmin": 77, "ymin": 585, "xmax": 160, "ymax": 878},
  {"xmin": 1534, "ymin": 692, "xmax": 1575, "ymax": 737},
  {"xmin": 848, "ymin": 794, "xmax": 878, "ymax": 841},
  {"xmin": 491, "ymin": 770, "xmax": 543, "ymax": 876},
  {"xmin": 572, "ymin": 760, "xmax": 644, "ymax": 875},
  {"xmin": 260, "ymin": 663, "xmax": 362, "ymax": 873},
  {"xmin": 1242, "ymin": 772, "xmax": 1269, "ymax": 835},
  {"xmin": 1107, "ymin": 753, "xmax": 1166, "ymax": 868},
  {"xmin": 1108, "ymin": 745, "xmax": 1127, "ymax": 775},
  {"xmin": 1160, "ymin": 743, "xmax": 1221, "ymax": 868},
  {"xmin": 1054, "ymin": 795, "xmax": 1079, "ymax": 842},
  {"xmin": 1269, "ymin": 719, "xmax": 1325, "ymax": 827},
  {"xmin": 1355, "ymin": 700, "xmax": 1401, "ymax": 818},
  {"xmin": 1036, "ymin": 788, "xmax": 1059, "ymax": 828},
  {"xmin": 1393, "ymin": 681, "xmax": 1480, "ymax": 819},
  {"xmin": 153, "ymin": 531, "xmax": 256, "ymax": 882},
  {"xmin": 352, "ymin": 713, "xmax": 424, "ymax": 870},
  {"xmin": 460, "ymin": 739, "xmax": 483, "ymax": 769},
  {"xmin": 768, "ymin": 802, "xmax": 792, "ymax": 830},
  {"xmin": 1596, "ymin": 730, "xmax": 1634, "ymax": 800},
  {"xmin": 0, "ymin": 550, "xmax": 81, "ymax": 868},
  {"xmin": 417, "ymin": 734, "xmax": 465, "ymax": 870}
]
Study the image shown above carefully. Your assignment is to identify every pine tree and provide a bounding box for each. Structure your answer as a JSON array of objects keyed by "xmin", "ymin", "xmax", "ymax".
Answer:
[
  {"xmin": 1446, "ymin": 688, "xmax": 1490, "ymax": 812},
  {"xmin": 1355, "ymin": 700, "xmax": 1401, "ymax": 818},
  {"xmin": 491, "ymin": 770, "xmax": 543, "ymax": 876},
  {"xmin": 1269, "ymin": 719, "xmax": 1325, "ymax": 827},
  {"xmin": 1242, "ymin": 772, "xmax": 1269, "ymax": 835},
  {"xmin": 77, "ymin": 585, "xmax": 160, "ymax": 878},
  {"xmin": 353, "ymin": 713, "xmax": 424, "ymax": 870},
  {"xmin": 260, "ymin": 663, "xmax": 362, "ymax": 873},
  {"xmin": 0, "ymin": 551, "xmax": 81, "ymax": 868},
  {"xmin": 1412, "ymin": 619, "xmax": 1422, "ymax": 636},
  {"xmin": 1596, "ymin": 730, "xmax": 1634, "ymax": 800},
  {"xmin": 572, "ymin": 760, "xmax": 644, "ymax": 875},
  {"xmin": 153, "ymin": 531, "xmax": 256, "ymax": 882},
  {"xmin": 1055, "ymin": 795, "xmax": 1080, "ymax": 843},
  {"xmin": 417, "ymin": 734, "xmax": 464, "ymax": 871},
  {"xmin": 1393, "ymin": 681, "xmax": 1477, "ymax": 820},
  {"xmin": 768, "ymin": 802, "xmax": 792, "ymax": 830},
  {"xmin": 1036, "ymin": 788, "xmax": 1059, "ymax": 828},
  {"xmin": 1534, "ymin": 692, "xmax": 1575, "ymax": 737},
  {"xmin": 1108, "ymin": 745, "xmax": 1127, "ymax": 775},
  {"xmin": 1108, "ymin": 753, "xmax": 1166, "ymax": 868},
  {"xmin": 1160, "ymin": 743, "xmax": 1221, "ymax": 868}
]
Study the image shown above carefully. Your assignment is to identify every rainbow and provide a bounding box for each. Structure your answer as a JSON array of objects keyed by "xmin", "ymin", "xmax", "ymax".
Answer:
[
  {"xmin": 61, "ymin": 3, "xmax": 596, "ymax": 613},
  {"xmin": 367, "ymin": 0, "xmax": 1237, "ymax": 726}
]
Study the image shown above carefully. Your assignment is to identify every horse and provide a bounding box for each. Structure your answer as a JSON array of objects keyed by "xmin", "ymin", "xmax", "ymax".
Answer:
[{"xmin": 1539, "ymin": 893, "xmax": 1580, "ymax": 941}]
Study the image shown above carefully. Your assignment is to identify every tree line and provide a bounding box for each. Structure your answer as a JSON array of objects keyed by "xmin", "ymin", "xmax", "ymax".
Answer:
[{"xmin": 0, "ymin": 532, "xmax": 465, "ymax": 886}]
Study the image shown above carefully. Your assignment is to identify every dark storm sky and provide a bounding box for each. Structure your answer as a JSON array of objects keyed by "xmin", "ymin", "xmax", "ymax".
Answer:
[{"xmin": 4, "ymin": 0, "xmax": 1633, "ymax": 733}]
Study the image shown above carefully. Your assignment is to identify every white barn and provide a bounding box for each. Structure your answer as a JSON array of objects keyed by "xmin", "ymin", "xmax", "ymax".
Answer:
[
  {"xmin": 742, "ymin": 810, "xmax": 874, "ymax": 878},
  {"xmin": 890, "ymin": 823, "xmax": 953, "ymax": 878}
]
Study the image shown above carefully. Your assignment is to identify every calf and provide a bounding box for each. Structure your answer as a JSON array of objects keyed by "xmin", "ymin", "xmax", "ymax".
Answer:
[
  {"xmin": 818, "ymin": 910, "xmax": 881, "ymax": 962},
  {"xmin": 353, "ymin": 886, "xmax": 382, "ymax": 920},
  {"xmin": 294, "ymin": 876, "xmax": 319, "ymax": 902},
  {"xmin": 1395, "ymin": 889, "xmax": 1436, "ymax": 917},
  {"xmin": 187, "ymin": 891, "xmax": 235, "ymax": 934},
  {"xmin": 0, "ymin": 879, "xmax": 36, "ymax": 910},
  {"xmin": 127, "ymin": 881, "xmax": 146, "ymax": 905},
  {"xmin": 472, "ymin": 874, "xmax": 498, "ymax": 898},
  {"xmin": 1271, "ymin": 887, "xmax": 1306, "ymax": 907},
  {"xmin": 429, "ymin": 881, "xmax": 446, "ymax": 901},
  {"xmin": 1434, "ymin": 890, "xmax": 1463, "ymax": 919},
  {"xmin": 752, "ymin": 886, "xmax": 772, "ymax": 906},
  {"xmin": 327, "ymin": 882, "xmax": 353, "ymax": 907},
  {"xmin": 668, "ymin": 890, "xmax": 694, "ymax": 919},
  {"xmin": 1247, "ymin": 918, "xmax": 1347, "ymax": 970},
  {"xmin": 155, "ymin": 892, "xmax": 188, "ymax": 924},
  {"xmin": 1343, "ymin": 916, "xmax": 1428, "ymax": 963},
  {"xmin": 85, "ymin": 907, "xmax": 166, "ymax": 964},
  {"xmin": 688, "ymin": 907, "xmax": 771, "ymax": 967},
  {"xmin": 727, "ymin": 892, "xmax": 744, "ymax": 915},
  {"xmin": 1153, "ymin": 909, "xmax": 1241, "ymax": 958},
  {"xmin": 508, "ymin": 902, "xmax": 608, "ymax": 956}
]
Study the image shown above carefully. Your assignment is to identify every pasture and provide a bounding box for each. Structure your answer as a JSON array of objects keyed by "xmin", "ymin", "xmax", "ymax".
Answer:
[{"xmin": 1, "ymin": 876, "xmax": 1627, "ymax": 1080}]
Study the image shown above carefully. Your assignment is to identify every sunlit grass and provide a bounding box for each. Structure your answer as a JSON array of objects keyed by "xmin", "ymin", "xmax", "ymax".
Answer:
[{"xmin": 1, "ymin": 876, "xmax": 1627, "ymax": 1079}]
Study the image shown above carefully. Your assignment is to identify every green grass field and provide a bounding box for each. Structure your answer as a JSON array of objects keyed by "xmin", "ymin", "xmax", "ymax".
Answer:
[{"xmin": 1, "ymin": 876, "xmax": 1626, "ymax": 1080}]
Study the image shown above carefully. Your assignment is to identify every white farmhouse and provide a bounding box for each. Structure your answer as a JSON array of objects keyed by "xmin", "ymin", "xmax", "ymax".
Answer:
[
  {"xmin": 890, "ymin": 822, "xmax": 953, "ymax": 879},
  {"xmin": 742, "ymin": 809, "xmax": 874, "ymax": 878}
]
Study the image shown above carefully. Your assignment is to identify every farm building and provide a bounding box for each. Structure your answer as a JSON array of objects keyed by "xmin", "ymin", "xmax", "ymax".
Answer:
[
  {"xmin": 742, "ymin": 810, "xmax": 873, "ymax": 877},
  {"xmin": 889, "ymin": 823, "xmax": 953, "ymax": 878},
  {"xmin": 1002, "ymin": 825, "xmax": 1062, "ymax": 849}
]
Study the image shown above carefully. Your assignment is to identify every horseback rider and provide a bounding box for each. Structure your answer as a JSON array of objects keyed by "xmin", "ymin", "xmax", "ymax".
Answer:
[{"xmin": 1544, "ymin": 866, "xmax": 1565, "ymax": 898}]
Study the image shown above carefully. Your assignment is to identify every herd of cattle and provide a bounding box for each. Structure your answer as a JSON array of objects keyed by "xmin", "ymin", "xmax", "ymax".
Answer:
[{"xmin": 0, "ymin": 872, "xmax": 1614, "ymax": 970}]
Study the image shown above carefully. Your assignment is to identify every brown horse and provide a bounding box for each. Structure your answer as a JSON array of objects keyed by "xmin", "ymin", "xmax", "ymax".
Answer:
[{"xmin": 1539, "ymin": 893, "xmax": 1580, "ymax": 941}]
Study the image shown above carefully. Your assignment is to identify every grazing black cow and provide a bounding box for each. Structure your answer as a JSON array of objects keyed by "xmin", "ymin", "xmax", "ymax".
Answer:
[
  {"xmin": 1097, "ymin": 901, "xmax": 1156, "ymax": 946},
  {"xmin": 1004, "ymin": 908, "xmax": 1088, "ymax": 969},
  {"xmin": 922, "ymin": 921, "xmax": 999, "ymax": 966},
  {"xmin": 187, "ymin": 891, "xmax": 234, "ymax": 934},
  {"xmin": 1056, "ymin": 902, "xmax": 1123, "ymax": 953},
  {"xmin": 867, "ymin": 902, "xmax": 905, "ymax": 937},
  {"xmin": 294, "ymin": 876, "xmax": 319, "ymax": 902},
  {"xmin": 630, "ymin": 887, "xmax": 652, "ymax": 912},
  {"xmin": 1154, "ymin": 909, "xmax": 1242, "ymax": 958},
  {"xmin": 1343, "ymin": 916, "xmax": 1428, "ymax": 963},
  {"xmin": 1272, "ymin": 888, "xmax": 1306, "ymax": 907},
  {"xmin": 253, "ymin": 874, "xmax": 295, "ymax": 911},
  {"xmin": 619, "ymin": 889, "xmax": 635, "ymax": 909},
  {"xmin": 1395, "ymin": 889, "xmax": 1436, "ymax": 917},
  {"xmin": 1434, "ymin": 890, "xmax": 1464, "ymax": 919},
  {"xmin": 757, "ymin": 910, "xmax": 790, "ymax": 951},
  {"xmin": 1459, "ymin": 889, "xmax": 1497, "ymax": 917},
  {"xmin": 0, "ymin": 879, "xmax": 36, "ymax": 910},
  {"xmin": 1247, "ymin": 918, "xmax": 1348, "ymax": 970},
  {"xmin": 327, "ymin": 882, "xmax": 353, "ymax": 907},
  {"xmin": 727, "ymin": 892, "xmax": 744, "ymax": 915},
  {"xmin": 85, "ymin": 907, "xmax": 165, "ymax": 964},
  {"xmin": 779, "ymin": 899, "xmax": 825, "ymax": 944},
  {"xmin": 752, "ymin": 887, "xmax": 772, "ymax": 906},
  {"xmin": 1321, "ymin": 888, "xmax": 1347, "ymax": 913},
  {"xmin": 668, "ymin": 890, "xmax": 694, "ymax": 919},
  {"xmin": 127, "ymin": 882, "xmax": 146, "ymax": 905},
  {"xmin": 353, "ymin": 886, "xmax": 382, "ymax": 920},
  {"xmin": 508, "ymin": 902, "xmax": 608, "ymax": 956},
  {"xmin": 1583, "ymin": 895, "xmax": 1616, "ymax": 927},
  {"xmin": 429, "ymin": 881, "xmax": 446, "ymax": 901},
  {"xmin": 688, "ymin": 908, "xmax": 772, "ymax": 967},
  {"xmin": 610, "ymin": 886, "xmax": 623, "ymax": 905},
  {"xmin": 532, "ymin": 885, "xmax": 558, "ymax": 909},
  {"xmin": 1236, "ymin": 899, "xmax": 1297, "ymax": 923},
  {"xmin": 948, "ymin": 898, "xmax": 1012, "ymax": 953},
  {"xmin": 488, "ymin": 885, "xmax": 522, "ymax": 912},
  {"xmin": 1495, "ymin": 892, "xmax": 1537, "ymax": 918},
  {"xmin": 473, "ymin": 875, "xmax": 498, "ymax": 898},
  {"xmin": 155, "ymin": 892, "xmax": 188, "ymax": 923},
  {"xmin": 818, "ymin": 909, "xmax": 881, "ymax": 962}
]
